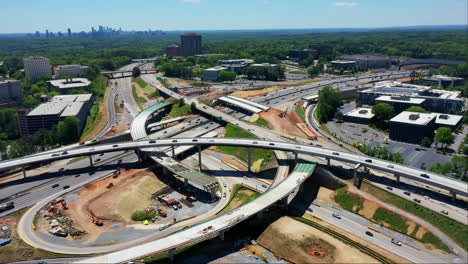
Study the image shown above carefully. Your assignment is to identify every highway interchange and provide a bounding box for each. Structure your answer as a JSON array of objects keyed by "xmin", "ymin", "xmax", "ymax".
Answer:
[{"xmin": 1, "ymin": 65, "xmax": 467, "ymax": 263}]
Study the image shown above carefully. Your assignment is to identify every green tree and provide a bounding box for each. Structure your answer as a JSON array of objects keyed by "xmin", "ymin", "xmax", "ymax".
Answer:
[
  {"xmin": 452, "ymin": 156, "xmax": 468, "ymax": 178},
  {"xmin": 218, "ymin": 71, "xmax": 236, "ymax": 82},
  {"xmin": 406, "ymin": 106, "xmax": 429, "ymax": 113},
  {"xmin": 434, "ymin": 127, "xmax": 455, "ymax": 148},
  {"xmin": 372, "ymin": 103, "xmax": 395, "ymax": 128},
  {"xmin": 57, "ymin": 116, "xmax": 80, "ymax": 145},
  {"xmin": 315, "ymin": 85, "xmax": 342, "ymax": 123},
  {"xmin": 132, "ymin": 67, "xmax": 141, "ymax": 78}
]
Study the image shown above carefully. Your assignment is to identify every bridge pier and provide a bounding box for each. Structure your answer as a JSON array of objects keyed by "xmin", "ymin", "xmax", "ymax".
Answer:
[
  {"xmin": 184, "ymin": 178, "xmax": 188, "ymax": 187},
  {"xmin": 451, "ymin": 191, "xmax": 456, "ymax": 202},
  {"xmin": 247, "ymin": 148, "xmax": 251, "ymax": 173},
  {"xmin": 353, "ymin": 163, "xmax": 361, "ymax": 186},
  {"xmin": 198, "ymin": 145, "xmax": 202, "ymax": 171},
  {"xmin": 326, "ymin": 157, "xmax": 330, "ymax": 166},
  {"xmin": 395, "ymin": 173, "xmax": 400, "ymax": 185},
  {"xmin": 282, "ymin": 197, "xmax": 288, "ymax": 210},
  {"xmin": 22, "ymin": 166, "xmax": 26, "ymax": 178},
  {"xmin": 219, "ymin": 231, "xmax": 225, "ymax": 241},
  {"xmin": 89, "ymin": 155, "xmax": 93, "ymax": 168},
  {"xmin": 171, "ymin": 145, "xmax": 175, "ymax": 158},
  {"xmin": 169, "ymin": 248, "xmax": 175, "ymax": 263},
  {"xmin": 135, "ymin": 149, "xmax": 142, "ymax": 163},
  {"xmin": 294, "ymin": 152, "xmax": 298, "ymax": 163}
]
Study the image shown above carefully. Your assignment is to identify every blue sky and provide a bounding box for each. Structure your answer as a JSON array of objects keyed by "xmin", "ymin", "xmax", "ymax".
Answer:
[{"xmin": 1, "ymin": 0, "xmax": 466, "ymax": 33}]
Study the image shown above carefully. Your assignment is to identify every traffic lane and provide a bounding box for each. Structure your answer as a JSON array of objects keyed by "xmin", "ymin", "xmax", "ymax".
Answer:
[{"xmin": 306, "ymin": 205, "xmax": 451, "ymax": 263}]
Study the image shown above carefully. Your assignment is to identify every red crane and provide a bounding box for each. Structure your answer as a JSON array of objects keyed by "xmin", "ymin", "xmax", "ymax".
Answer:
[{"xmin": 89, "ymin": 210, "xmax": 103, "ymax": 226}]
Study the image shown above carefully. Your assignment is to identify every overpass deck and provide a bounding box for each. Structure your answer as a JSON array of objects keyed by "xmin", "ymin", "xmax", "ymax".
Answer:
[
  {"xmin": 227, "ymin": 95, "xmax": 270, "ymax": 111},
  {"xmin": 217, "ymin": 96, "xmax": 263, "ymax": 114}
]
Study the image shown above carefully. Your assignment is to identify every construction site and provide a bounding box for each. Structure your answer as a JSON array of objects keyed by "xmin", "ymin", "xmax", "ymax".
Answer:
[{"xmin": 33, "ymin": 167, "xmax": 218, "ymax": 247}]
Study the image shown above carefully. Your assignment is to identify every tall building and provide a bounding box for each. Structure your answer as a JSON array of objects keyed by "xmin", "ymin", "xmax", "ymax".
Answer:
[
  {"xmin": 45, "ymin": 29, "xmax": 49, "ymax": 38},
  {"xmin": 181, "ymin": 33, "xmax": 202, "ymax": 57},
  {"xmin": 23, "ymin": 56, "xmax": 52, "ymax": 81},
  {"xmin": 0, "ymin": 80, "xmax": 23, "ymax": 101},
  {"xmin": 166, "ymin": 44, "xmax": 181, "ymax": 57},
  {"xmin": 67, "ymin": 28, "xmax": 71, "ymax": 37}
]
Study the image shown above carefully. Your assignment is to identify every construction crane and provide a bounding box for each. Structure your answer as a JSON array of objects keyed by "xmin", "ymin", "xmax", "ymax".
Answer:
[{"xmin": 89, "ymin": 210, "xmax": 103, "ymax": 226}]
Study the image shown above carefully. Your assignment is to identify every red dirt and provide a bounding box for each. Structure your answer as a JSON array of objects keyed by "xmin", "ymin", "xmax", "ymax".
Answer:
[{"xmin": 259, "ymin": 109, "xmax": 307, "ymax": 138}]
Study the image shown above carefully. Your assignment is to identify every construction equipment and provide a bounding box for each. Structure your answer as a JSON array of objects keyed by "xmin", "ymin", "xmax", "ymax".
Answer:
[
  {"xmin": 89, "ymin": 210, "xmax": 103, "ymax": 226},
  {"xmin": 106, "ymin": 183, "xmax": 114, "ymax": 189},
  {"xmin": 58, "ymin": 199, "xmax": 68, "ymax": 210},
  {"xmin": 113, "ymin": 167, "xmax": 121, "ymax": 178}
]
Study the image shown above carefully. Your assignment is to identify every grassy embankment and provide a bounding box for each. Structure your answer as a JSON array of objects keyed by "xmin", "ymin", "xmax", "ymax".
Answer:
[
  {"xmin": 218, "ymin": 184, "xmax": 260, "ymax": 215},
  {"xmin": 80, "ymin": 75, "xmax": 108, "ymax": 141},
  {"xmin": 334, "ymin": 186, "xmax": 453, "ymax": 252},
  {"xmin": 217, "ymin": 124, "xmax": 274, "ymax": 171},
  {"xmin": 135, "ymin": 77, "xmax": 159, "ymax": 99},
  {"xmin": 254, "ymin": 117, "xmax": 269, "ymax": 127},
  {"xmin": 168, "ymin": 101, "xmax": 192, "ymax": 118},
  {"xmin": 295, "ymin": 105, "xmax": 306, "ymax": 122},
  {"xmin": 361, "ymin": 182, "xmax": 468, "ymax": 251}
]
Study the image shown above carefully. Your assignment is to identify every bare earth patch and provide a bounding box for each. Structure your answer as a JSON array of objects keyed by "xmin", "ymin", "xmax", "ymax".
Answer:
[
  {"xmin": 259, "ymin": 109, "xmax": 307, "ymax": 138},
  {"xmin": 257, "ymin": 216, "xmax": 378, "ymax": 263},
  {"xmin": 360, "ymin": 200, "xmax": 379, "ymax": 219}
]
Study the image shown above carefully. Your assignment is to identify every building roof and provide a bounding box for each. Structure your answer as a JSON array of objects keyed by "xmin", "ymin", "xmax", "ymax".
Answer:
[
  {"xmin": 376, "ymin": 95, "xmax": 426, "ymax": 105},
  {"xmin": 390, "ymin": 111, "xmax": 436, "ymax": 126},
  {"xmin": 361, "ymin": 81, "xmax": 462, "ymax": 100},
  {"xmin": 49, "ymin": 94, "xmax": 92, "ymax": 103},
  {"xmin": 423, "ymin": 75, "xmax": 464, "ymax": 82},
  {"xmin": 204, "ymin": 66, "xmax": 227, "ymax": 72},
  {"xmin": 331, "ymin": 60, "xmax": 356, "ymax": 64},
  {"xmin": 435, "ymin": 113, "xmax": 463, "ymax": 126},
  {"xmin": 55, "ymin": 64, "xmax": 87, "ymax": 69},
  {"xmin": 27, "ymin": 94, "xmax": 92, "ymax": 117},
  {"xmin": 49, "ymin": 78, "xmax": 91, "ymax": 89},
  {"xmin": 344, "ymin": 108, "xmax": 375, "ymax": 119}
]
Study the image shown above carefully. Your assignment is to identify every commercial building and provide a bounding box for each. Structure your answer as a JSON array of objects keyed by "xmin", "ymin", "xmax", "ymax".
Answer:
[
  {"xmin": 343, "ymin": 108, "xmax": 374, "ymax": 124},
  {"xmin": 181, "ymin": 33, "xmax": 202, "ymax": 57},
  {"xmin": 251, "ymin": 63, "xmax": 280, "ymax": 71},
  {"xmin": 202, "ymin": 66, "xmax": 227, "ymax": 82},
  {"xmin": 375, "ymin": 96, "xmax": 426, "ymax": 114},
  {"xmin": 0, "ymin": 80, "xmax": 23, "ymax": 102},
  {"xmin": 49, "ymin": 78, "xmax": 91, "ymax": 93},
  {"xmin": 389, "ymin": 111, "xmax": 462, "ymax": 144},
  {"xmin": 421, "ymin": 75, "xmax": 464, "ymax": 89},
  {"xmin": 358, "ymin": 81, "xmax": 463, "ymax": 113},
  {"xmin": 289, "ymin": 49, "xmax": 318, "ymax": 60},
  {"xmin": 166, "ymin": 44, "xmax": 181, "ymax": 57},
  {"xmin": 23, "ymin": 94, "xmax": 93, "ymax": 135},
  {"xmin": 308, "ymin": 44, "xmax": 333, "ymax": 56},
  {"xmin": 23, "ymin": 56, "xmax": 52, "ymax": 81},
  {"xmin": 337, "ymin": 54, "xmax": 391, "ymax": 70},
  {"xmin": 219, "ymin": 59, "xmax": 254, "ymax": 74},
  {"xmin": 54, "ymin": 64, "xmax": 88, "ymax": 77},
  {"xmin": 331, "ymin": 60, "xmax": 356, "ymax": 69}
]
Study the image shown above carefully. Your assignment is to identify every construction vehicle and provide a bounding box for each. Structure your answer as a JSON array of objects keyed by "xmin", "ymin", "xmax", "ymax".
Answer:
[
  {"xmin": 113, "ymin": 167, "xmax": 121, "ymax": 178},
  {"xmin": 157, "ymin": 208, "xmax": 167, "ymax": 218},
  {"xmin": 89, "ymin": 210, "xmax": 103, "ymax": 226},
  {"xmin": 58, "ymin": 199, "xmax": 68, "ymax": 210}
]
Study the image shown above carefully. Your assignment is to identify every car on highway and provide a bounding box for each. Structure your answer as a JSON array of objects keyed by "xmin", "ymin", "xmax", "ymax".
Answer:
[
  {"xmin": 163, "ymin": 131, "xmax": 167, "ymax": 134},
  {"xmin": 63, "ymin": 185, "xmax": 70, "ymax": 190},
  {"xmin": 332, "ymin": 213, "xmax": 341, "ymax": 219},
  {"xmin": 112, "ymin": 145, "xmax": 118, "ymax": 147},
  {"xmin": 0, "ymin": 202, "xmax": 15, "ymax": 213},
  {"xmin": 59, "ymin": 168, "xmax": 65, "ymax": 172},
  {"xmin": 386, "ymin": 186, "xmax": 393, "ymax": 191},
  {"xmin": 262, "ymin": 184, "xmax": 267, "ymax": 188},
  {"xmin": 117, "ymin": 159, "xmax": 122, "ymax": 164},
  {"xmin": 52, "ymin": 184, "xmax": 60, "ymax": 188},
  {"xmin": 316, "ymin": 144, "xmax": 322, "ymax": 148},
  {"xmin": 387, "ymin": 165, "xmax": 394, "ymax": 169},
  {"xmin": 149, "ymin": 140, "xmax": 156, "ymax": 143},
  {"xmin": 413, "ymin": 198, "xmax": 421, "ymax": 203},
  {"xmin": 441, "ymin": 210, "xmax": 449, "ymax": 215},
  {"xmin": 99, "ymin": 153, "xmax": 104, "ymax": 156},
  {"xmin": 404, "ymin": 191, "xmax": 411, "ymax": 196},
  {"xmin": 269, "ymin": 143, "xmax": 275, "ymax": 146},
  {"xmin": 172, "ymin": 140, "xmax": 178, "ymax": 143},
  {"xmin": 365, "ymin": 159, "xmax": 372, "ymax": 163},
  {"xmin": 75, "ymin": 174, "xmax": 80, "ymax": 178},
  {"xmin": 51, "ymin": 153, "xmax": 60, "ymax": 157},
  {"xmin": 62, "ymin": 151, "xmax": 68, "ymax": 155},
  {"xmin": 365, "ymin": 231, "xmax": 373, "ymax": 237},
  {"xmin": 223, "ymin": 193, "xmax": 226, "ymax": 198},
  {"xmin": 192, "ymin": 139, "xmax": 198, "ymax": 142},
  {"xmin": 420, "ymin": 173, "xmax": 430, "ymax": 179},
  {"xmin": 89, "ymin": 171, "xmax": 95, "ymax": 175},
  {"xmin": 95, "ymin": 158, "xmax": 101, "ymax": 162},
  {"xmin": 332, "ymin": 152, "xmax": 339, "ymax": 156}
]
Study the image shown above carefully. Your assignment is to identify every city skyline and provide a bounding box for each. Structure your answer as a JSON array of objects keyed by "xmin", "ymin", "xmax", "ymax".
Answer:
[{"xmin": 0, "ymin": 0, "xmax": 466, "ymax": 33}]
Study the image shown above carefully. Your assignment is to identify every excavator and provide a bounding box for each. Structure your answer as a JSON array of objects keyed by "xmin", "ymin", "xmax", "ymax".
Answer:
[{"xmin": 89, "ymin": 210, "xmax": 103, "ymax": 226}]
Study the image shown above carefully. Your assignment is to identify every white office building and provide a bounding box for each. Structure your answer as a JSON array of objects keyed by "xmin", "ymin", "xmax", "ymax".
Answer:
[
  {"xmin": 23, "ymin": 56, "xmax": 51, "ymax": 81},
  {"xmin": 54, "ymin": 65, "xmax": 88, "ymax": 77}
]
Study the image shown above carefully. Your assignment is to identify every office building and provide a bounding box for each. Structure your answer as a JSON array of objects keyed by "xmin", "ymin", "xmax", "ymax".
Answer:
[
  {"xmin": 343, "ymin": 108, "xmax": 374, "ymax": 124},
  {"xmin": 23, "ymin": 56, "xmax": 52, "ymax": 81},
  {"xmin": 0, "ymin": 80, "xmax": 23, "ymax": 101},
  {"xmin": 54, "ymin": 64, "xmax": 88, "ymax": 77},
  {"xmin": 181, "ymin": 33, "xmax": 202, "ymax": 57},
  {"xmin": 358, "ymin": 81, "xmax": 462, "ymax": 113},
  {"xmin": 389, "ymin": 111, "xmax": 462, "ymax": 144},
  {"xmin": 67, "ymin": 28, "xmax": 71, "ymax": 37},
  {"xmin": 375, "ymin": 96, "xmax": 426, "ymax": 114},
  {"xmin": 251, "ymin": 63, "xmax": 280, "ymax": 71},
  {"xmin": 24, "ymin": 94, "xmax": 94, "ymax": 135},
  {"xmin": 331, "ymin": 60, "xmax": 356, "ymax": 69},
  {"xmin": 49, "ymin": 78, "xmax": 91, "ymax": 93},
  {"xmin": 289, "ymin": 49, "xmax": 318, "ymax": 60},
  {"xmin": 308, "ymin": 44, "xmax": 333, "ymax": 56},
  {"xmin": 202, "ymin": 66, "xmax": 227, "ymax": 82},
  {"xmin": 337, "ymin": 54, "xmax": 391, "ymax": 70},
  {"xmin": 166, "ymin": 44, "xmax": 181, "ymax": 57},
  {"xmin": 421, "ymin": 75, "xmax": 464, "ymax": 89},
  {"xmin": 219, "ymin": 59, "xmax": 254, "ymax": 74}
]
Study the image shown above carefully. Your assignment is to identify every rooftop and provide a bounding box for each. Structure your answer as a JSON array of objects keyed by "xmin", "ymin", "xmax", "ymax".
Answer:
[
  {"xmin": 376, "ymin": 95, "xmax": 426, "ymax": 105},
  {"xmin": 204, "ymin": 66, "xmax": 227, "ymax": 72},
  {"xmin": 55, "ymin": 64, "xmax": 87, "ymax": 69},
  {"xmin": 339, "ymin": 54, "xmax": 391, "ymax": 61},
  {"xmin": 390, "ymin": 111, "xmax": 436, "ymax": 126},
  {"xmin": 331, "ymin": 60, "xmax": 356, "ymax": 64},
  {"xmin": 49, "ymin": 93, "xmax": 93, "ymax": 103},
  {"xmin": 49, "ymin": 78, "xmax": 91, "ymax": 89},
  {"xmin": 344, "ymin": 107, "xmax": 375, "ymax": 119},
  {"xmin": 423, "ymin": 75, "xmax": 464, "ymax": 81},
  {"xmin": 27, "ymin": 94, "xmax": 92, "ymax": 117},
  {"xmin": 361, "ymin": 81, "xmax": 461, "ymax": 99},
  {"xmin": 435, "ymin": 113, "xmax": 463, "ymax": 126}
]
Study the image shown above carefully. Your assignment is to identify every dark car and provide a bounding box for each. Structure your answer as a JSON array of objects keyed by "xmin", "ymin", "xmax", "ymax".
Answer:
[
  {"xmin": 420, "ymin": 173, "xmax": 430, "ymax": 179},
  {"xmin": 413, "ymin": 198, "xmax": 421, "ymax": 203},
  {"xmin": 112, "ymin": 144, "xmax": 118, "ymax": 147},
  {"xmin": 52, "ymin": 184, "xmax": 60, "ymax": 188},
  {"xmin": 63, "ymin": 185, "xmax": 70, "ymax": 190},
  {"xmin": 365, "ymin": 231, "xmax": 373, "ymax": 237},
  {"xmin": 0, "ymin": 202, "xmax": 15, "ymax": 213},
  {"xmin": 365, "ymin": 159, "xmax": 372, "ymax": 163},
  {"xmin": 149, "ymin": 140, "xmax": 156, "ymax": 143},
  {"xmin": 404, "ymin": 191, "xmax": 411, "ymax": 196},
  {"xmin": 117, "ymin": 159, "xmax": 122, "ymax": 164},
  {"xmin": 386, "ymin": 186, "xmax": 393, "ymax": 191}
]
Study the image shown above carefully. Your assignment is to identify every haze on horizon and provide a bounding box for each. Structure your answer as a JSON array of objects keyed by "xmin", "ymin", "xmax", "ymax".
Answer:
[{"xmin": 1, "ymin": 0, "xmax": 467, "ymax": 33}]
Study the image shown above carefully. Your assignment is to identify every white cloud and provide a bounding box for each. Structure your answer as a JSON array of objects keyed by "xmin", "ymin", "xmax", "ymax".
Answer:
[
  {"xmin": 181, "ymin": 0, "xmax": 200, "ymax": 3},
  {"xmin": 334, "ymin": 2, "xmax": 358, "ymax": 7}
]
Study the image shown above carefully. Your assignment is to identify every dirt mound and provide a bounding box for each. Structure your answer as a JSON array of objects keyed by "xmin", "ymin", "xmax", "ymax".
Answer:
[
  {"xmin": 258, "ymin": 216, "xmax": 378, "ymax": 263},
  {"xmin": 259, "ymin": 109, "xmax": 307, "ymax": 138}
]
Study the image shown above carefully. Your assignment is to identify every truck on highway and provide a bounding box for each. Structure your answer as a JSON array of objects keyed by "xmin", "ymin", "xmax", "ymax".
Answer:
[
  {"xmin": 215, "ymin": 116, "xmax": 223, "ymax": 122},
  {"xmin": 0, "ymin": 202, "xmax": 14, "ymax": 213}
]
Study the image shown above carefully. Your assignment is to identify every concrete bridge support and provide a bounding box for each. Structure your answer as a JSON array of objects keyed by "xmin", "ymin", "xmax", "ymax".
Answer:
[
  {"xmin": 184, "ymin": 178, "xmax": 188, "ymax": 187},
  {"xmin": 198, "ymin": 145, "xmax": 202, "ymax": 171},
  {"xmin": 247, "ymin": 147, "xmax": 251, "ymax": 173},
  {"xmin": 219, "ymin": 231, "xmax": 225, "ymax": 241},
  {"xmin": 353, "ymin": 163, "xmax": 361, "ymax": 186},
  {"xmin": 395, "ymin": 173, "xmax": 400, "ymax": 185},
  {"xmin": 22, "ymin": 166, "xmax": 26, "ymax": 178},
  {"xmin": 169, "ymin": 248, "xmax": 175, "ymax": 263},
  {"xmin": 326, "ymin": 157, "xmax": 330, "ymax": 166},
  {"xmin": 135, "ymin": 149, "xmax": 142, "ymax": 163},
  {"xmin": 294, "ymin": 152, "xmax": 298, "ymax": 163},
  {"xmin": 282, "ymin": 197, "xmax": 288, "ymax": 210},
  {"xmin": 451, "ymin": 191, "xmax": 456, "ymax": 202},
  {"xmin": 171, "ymin": 145, "xmax": 175, "ymax": 159},
  {"xmin": 89, "ymin": 156, "xmax": 93, "ymax": 168}
]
